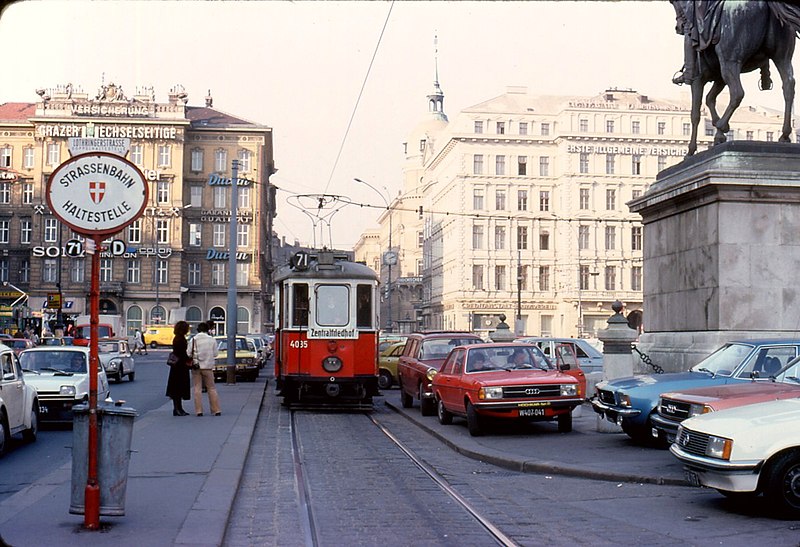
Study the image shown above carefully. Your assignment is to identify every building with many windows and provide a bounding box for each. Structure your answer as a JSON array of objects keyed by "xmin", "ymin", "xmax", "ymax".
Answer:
[
  {"xmin": 0, "ymin": 81, "xmax": 274, "ymax": 336},
  {"xmin": 357, "ymin": 83, "xmax": 788, "ymax": 338}
]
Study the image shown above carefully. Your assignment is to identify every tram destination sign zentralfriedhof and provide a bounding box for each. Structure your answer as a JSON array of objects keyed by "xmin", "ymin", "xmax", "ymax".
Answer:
[{"xmin": 46, "ymin": 151, "xmax": 148, "ymax": 236}]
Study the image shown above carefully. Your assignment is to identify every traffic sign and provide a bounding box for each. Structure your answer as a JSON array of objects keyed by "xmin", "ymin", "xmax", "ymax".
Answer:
[
  {"xmin": 46, "ymin": 152, "xmax": 148, "ymax": 236},
  {"xmin": 65, "ymin": 239, "xmax": 84, "ymax": 257}
]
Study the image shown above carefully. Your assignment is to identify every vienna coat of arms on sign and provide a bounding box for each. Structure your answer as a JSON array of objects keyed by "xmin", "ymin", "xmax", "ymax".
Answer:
[{"xmin": 88, "ymin": 181, "xmax": 105, "ymax": 204}]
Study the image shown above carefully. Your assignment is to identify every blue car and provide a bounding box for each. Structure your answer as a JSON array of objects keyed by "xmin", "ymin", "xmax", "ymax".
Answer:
[{"xmin": 591, "ymin": 339, "xmax": 800, "ymax": 445}]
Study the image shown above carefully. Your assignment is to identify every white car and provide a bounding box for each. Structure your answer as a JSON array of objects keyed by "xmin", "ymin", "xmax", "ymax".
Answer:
[
  {"xmin": 19, "ymin": 347, "xmax": 110, "ymax": 423},
  {"xmin": 0, "ymin": 344, "xmax": 39, "ymax": 455},
  {"xmin": 98, "ymin": 339, "xmax": 135, "ymax": 382},
  {"xmin": 670, "ymin": 398, "xmax": 800, "ymax": 517}
]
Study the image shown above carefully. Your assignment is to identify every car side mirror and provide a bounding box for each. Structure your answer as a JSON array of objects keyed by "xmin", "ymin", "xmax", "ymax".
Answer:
[
  {"xmin": 3, "ymin": 372, "xmax": 15, "ymax": 381},
  {"xmin": 559, "ymin": 363, "xmax": 571, "ymax": 371}
]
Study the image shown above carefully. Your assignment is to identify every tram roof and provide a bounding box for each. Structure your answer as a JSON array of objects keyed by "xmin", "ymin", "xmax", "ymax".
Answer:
[{"xmin": 274, "ymin": 251, "xmax": 379, "ymax": 283}]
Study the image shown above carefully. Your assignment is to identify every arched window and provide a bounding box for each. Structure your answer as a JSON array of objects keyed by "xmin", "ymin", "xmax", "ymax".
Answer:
[
  {"xmin": 150, "ymin": 305, "xmax": 166, "ymax": 325},
  {"xmin": 237, "ymin": 306, "xmax": 250, "ymax": 334},
  {"xmin": 186, "ymin": 306, "xmax": 203, "ymax": 333},
  {"xmin": 209, "ymin": 306, "xmax": 225, "ymax": 336},
  {"xmin": 126, "ymin": 305, "xmax": 143, "ymax": 336}
]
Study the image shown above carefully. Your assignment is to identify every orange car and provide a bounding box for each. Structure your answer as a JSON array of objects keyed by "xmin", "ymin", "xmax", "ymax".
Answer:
[{"xmin": 432, "ymin": 343, "xmax": 584, "ymax": 436}]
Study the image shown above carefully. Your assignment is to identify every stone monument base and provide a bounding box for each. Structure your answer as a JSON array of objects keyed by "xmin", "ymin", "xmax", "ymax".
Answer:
[{"xmin": 629, "ymin": 141, "xmax": 800, "ymax": 373}]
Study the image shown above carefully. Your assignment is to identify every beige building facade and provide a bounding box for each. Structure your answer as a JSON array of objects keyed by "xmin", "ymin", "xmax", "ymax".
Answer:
[
  {"xmin": 357, "ymin": 83, "xmax": 788, "ymax": 338},
  {"xmin": 0, "ymin": 81, "xmax": 274, "ymax": 336}
]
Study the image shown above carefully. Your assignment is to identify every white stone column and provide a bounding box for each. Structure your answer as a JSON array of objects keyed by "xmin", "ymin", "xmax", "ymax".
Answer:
[{"xmin": 596, "ymin": 301, "xmax": 639, "ymax": 433}]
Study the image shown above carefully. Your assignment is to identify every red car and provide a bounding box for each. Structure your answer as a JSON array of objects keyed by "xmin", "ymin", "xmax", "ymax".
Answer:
[
  {"xmin": 652, "ymin": 356, "xmax": 800, "ymax": 443},
  {"xmin": 432, "ymin": 343, "xmax": 584, "ymax": 436},
  {"xmin": 397, "ymin": 331, "xmax": 485, "ymax": 416}
]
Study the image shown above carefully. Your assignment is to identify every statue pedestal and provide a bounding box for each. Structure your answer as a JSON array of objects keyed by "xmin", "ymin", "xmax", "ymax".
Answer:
[{"xmin": 630, "ymin": 141, "xmax": 800, "ymax": 372}]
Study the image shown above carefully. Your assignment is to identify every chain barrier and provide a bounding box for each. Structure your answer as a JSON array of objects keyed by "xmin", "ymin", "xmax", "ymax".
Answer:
[{"xmin": 631, "ymin": 344, "xmax": 664, "ymax": 374}]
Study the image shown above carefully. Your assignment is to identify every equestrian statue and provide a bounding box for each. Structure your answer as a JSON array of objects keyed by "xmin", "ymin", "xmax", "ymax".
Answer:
[{"xmin": 671, "ymin": 0, "xmax": 800, "ymax": 156}]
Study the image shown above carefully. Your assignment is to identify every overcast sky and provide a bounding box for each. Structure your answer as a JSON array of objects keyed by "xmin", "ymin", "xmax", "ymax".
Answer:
[{"xmin": 1, "ymin": 1, "xmax": 792, "ymax": 248}]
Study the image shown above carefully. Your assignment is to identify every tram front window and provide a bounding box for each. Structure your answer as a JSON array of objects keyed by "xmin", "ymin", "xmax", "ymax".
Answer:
[
  {"xmin": 316, "ymin": 285, "xmax": 350, "ymax": 326},
  {"xmin": 292, "ymin": 283, "xmax": 309, "ymax": 327},
  {"xmin": 356, "ymin": 284, "xmax": 372, "ymax": 328}
]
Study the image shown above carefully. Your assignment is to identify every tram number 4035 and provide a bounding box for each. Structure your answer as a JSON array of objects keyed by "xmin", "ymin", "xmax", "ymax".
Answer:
[{"xmin": 288, "ymin": 340, "xmax": 308, "ymax": 349}]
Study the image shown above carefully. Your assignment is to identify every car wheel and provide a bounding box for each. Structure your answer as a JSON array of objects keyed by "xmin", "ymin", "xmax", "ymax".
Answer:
[
  {"xmin": 437, "ymin": 398, "xmax": 453, "ymax": 425},
  {"xmin": 419, "ymin": 384, "xmax": 435, "ymax": 416},
  {"xmin": 22, "ymin": 409, "xmax": 38, "ymax": 443},
  {"xmin": 377, "ymin": 370, "xmax": 393, "ymax": 390},
  {"xmin": 150, "ymin": 342, "xmax": 157, "ymax": 349},
  {"xmin": 763, "ymin": 450, "xmax": 800, "ymax": 516},
  {"xmin": 117, "ymin": 371, "xmax": 125, "ymax": 383},
  {"xmin": 0, "ymin": 413, "xmax": 9, "ymax": 457},
  {"xmin": 128, "ymin": 371, "xmax": 135, "ymax": 382},
  {"xmin": 557, "ymin": 412, "xmax": 573, "ymax": 433},
  {"xmin": 466, "ymin": 402, "xmax": 483, "ymax": 436}
]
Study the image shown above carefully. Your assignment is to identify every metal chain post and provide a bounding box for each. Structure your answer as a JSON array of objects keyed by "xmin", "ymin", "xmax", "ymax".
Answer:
[{"xmin": 631, "ymin": 344, "xmax": 664, "ymax": 374}]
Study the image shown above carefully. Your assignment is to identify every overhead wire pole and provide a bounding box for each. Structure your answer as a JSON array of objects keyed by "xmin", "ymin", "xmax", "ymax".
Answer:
[{"xmin": 354, "ymin": 178, "xmax": 392, "ymax": 332}]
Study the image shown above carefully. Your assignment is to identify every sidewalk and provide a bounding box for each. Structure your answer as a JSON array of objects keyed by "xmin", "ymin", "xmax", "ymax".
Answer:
[{"xmin": 0, "ymin": 377, "xmax": 267, "ymax": 547}]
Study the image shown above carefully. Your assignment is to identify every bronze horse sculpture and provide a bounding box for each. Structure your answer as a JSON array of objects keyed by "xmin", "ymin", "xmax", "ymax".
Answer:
[{"xmin": 672, "ymin": 0, "xmax": 800, "ymax": 156}]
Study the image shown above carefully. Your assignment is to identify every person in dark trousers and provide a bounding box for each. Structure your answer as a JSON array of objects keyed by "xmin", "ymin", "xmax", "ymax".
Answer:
[
  {"xmin": 165, "ymin": 321, "xmax": 191, "ymax": 416},
  {"xmin": 138, "ymin": 329, "xmax": 148, "ymax": 354}
]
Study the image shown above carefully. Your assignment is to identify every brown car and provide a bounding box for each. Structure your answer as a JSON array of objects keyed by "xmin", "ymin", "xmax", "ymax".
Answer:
[
  {"xmin": 652, "ymin": 356, "xmax": 800, "ymax": 443},
  {"xmin": 397, "ymin": 331, "xmax": 485, "ymax": 416}
]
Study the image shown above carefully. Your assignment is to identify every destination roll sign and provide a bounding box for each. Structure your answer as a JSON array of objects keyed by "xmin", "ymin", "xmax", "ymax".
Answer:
[{"xmin": 46, "ymin": 152, "xmax": 148, "ymax": 236}]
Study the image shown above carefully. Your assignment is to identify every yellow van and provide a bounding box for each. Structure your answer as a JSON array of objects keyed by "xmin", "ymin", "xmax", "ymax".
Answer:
[{"xmin": 144, "ymin": 325, "xmax": 175, "ymax": 348}]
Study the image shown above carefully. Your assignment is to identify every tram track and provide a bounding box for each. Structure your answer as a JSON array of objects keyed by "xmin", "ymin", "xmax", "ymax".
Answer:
[{"xmin": 289, "ymin": 408, "xmax": 518, "ymax": 547}]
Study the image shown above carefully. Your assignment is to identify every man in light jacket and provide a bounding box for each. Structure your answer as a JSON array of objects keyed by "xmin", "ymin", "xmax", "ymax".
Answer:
[{"xmin": 190, "ymin": 321, "xmax": 221, "ymax": 416}]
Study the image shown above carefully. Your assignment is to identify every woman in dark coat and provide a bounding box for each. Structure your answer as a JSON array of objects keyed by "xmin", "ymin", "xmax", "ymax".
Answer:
[{"xmin": 166, "ymin": 320, "xmax": 191, "ymax": 416}]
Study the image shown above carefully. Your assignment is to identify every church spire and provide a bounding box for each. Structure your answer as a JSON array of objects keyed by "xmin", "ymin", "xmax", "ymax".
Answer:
[{"xmin": 427, "ymin": 34, "xmax": 447, "ymax": 121}]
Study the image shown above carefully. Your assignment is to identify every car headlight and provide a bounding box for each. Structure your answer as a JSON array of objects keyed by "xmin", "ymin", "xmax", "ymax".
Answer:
[
  {"xmin": 706, "ymin": 435, "xmax": 733, "ymax": 460},
  {"xmin": 322, "ymin": 356, "xmax": 342, "ymax": 373},
  {"xmin": 60, "ymin": 385, "xmax": 76, "ymax": 397},
  {"xmin": 479, "ymin": 386, "xmax": 503, "ymax": 400},
  {"xmin": 426, "ymin": 368, "xmax": 437, "ymax": 381},
  {"xmin": 688, "ymin": 403, "xmax": 712, "ymax": 417},
  {"xmin": 107, "ymin": 359, "xmax": 120, "ymax": 370},
  {"xmin": 619, "ymin": 394, "xmax": 632, "ymax": 407},
  {"xmin": 561, "ymin": 384, "xmax": 577, "ymax": 397}
]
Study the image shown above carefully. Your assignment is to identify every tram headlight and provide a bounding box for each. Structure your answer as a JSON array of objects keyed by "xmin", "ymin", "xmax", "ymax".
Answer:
[{"xmin": 322, "ymin": 355, "xmax": 343, "ymax": 373}]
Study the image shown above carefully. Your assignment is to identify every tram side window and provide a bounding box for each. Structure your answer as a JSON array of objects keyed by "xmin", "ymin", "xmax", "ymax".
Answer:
[
  {"xmin": 292, "ymin": 283, "xmax": 309, "ymax": 327},
  {"xmin": 356, "ymin": 284, "xmax": 372, "ymax": 328},
  {"xmin": 316, "ymin": 284, "xmax": 349, "ymax": 326}
]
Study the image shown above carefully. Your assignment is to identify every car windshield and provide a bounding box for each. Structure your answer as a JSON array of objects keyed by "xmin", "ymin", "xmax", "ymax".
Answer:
[
  {"xmin": 466, "ymin": 346, "xmax": 551, "ymax": 372},
  {"xmin": 217, "ymin": 339, "xmax": 248, "ymax": 351},
  {"xmin": 421, "ymin": 337, "xmax": 483, "ymax": 360},
  {"xmin": 689, "ymin": 343, "xmax": 754, "ymax": 376},
  {"xmin": 20, "ymin": 351, "xmax": 87, "ymax": 373}
]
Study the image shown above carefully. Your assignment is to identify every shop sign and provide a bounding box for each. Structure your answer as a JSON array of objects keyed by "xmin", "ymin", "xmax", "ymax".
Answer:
[
  {"xmin": 47, "ymin": 293, "xmax": 62, "ymax": 309},
  {"xmin": 0, "ymin": 168, "xmax": 20, "ymax": 181},
  {"xmin": 200, "ymin": 209, "xmax": 253, "ymax": 222},
  {"xmin": 205, "ymin": 249, "xmax": 251, "ymax": 261},
  {"xmin": 208, "ymin": 174, "xmax": 254, "ymax": 186}
]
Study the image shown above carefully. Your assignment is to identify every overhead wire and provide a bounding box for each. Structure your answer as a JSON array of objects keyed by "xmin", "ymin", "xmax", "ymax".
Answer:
[{"xmin": 319, "ymin": 0, "xmax": 395, "ymax": 202}]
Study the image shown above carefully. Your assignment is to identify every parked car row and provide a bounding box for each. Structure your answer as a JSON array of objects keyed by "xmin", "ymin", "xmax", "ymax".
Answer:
[
  {"xmin": 395, "ymin": 331, "xmax": 587, "ymax": 437},
  {"xmin": 591, "ymin": 338, "xmax": 800, "ymax": 517}
]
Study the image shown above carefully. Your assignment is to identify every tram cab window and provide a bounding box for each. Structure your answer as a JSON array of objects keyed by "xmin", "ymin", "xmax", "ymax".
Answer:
[
  {"xmin": 292, "ymin": 283, "xmax": 309, "ymax": 327},
  {"xmin": 356, "ymin": 284, "xmax": 372, "ymax": 328},
  {"xmin": 316, "ymin": 284, "xmax": 349, "ymax": 326}
]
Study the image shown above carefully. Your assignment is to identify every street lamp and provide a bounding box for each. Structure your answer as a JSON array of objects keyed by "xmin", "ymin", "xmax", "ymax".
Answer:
[{"xmin": 354, "ymin": 178, "xmax": 394, "ymax": 332}]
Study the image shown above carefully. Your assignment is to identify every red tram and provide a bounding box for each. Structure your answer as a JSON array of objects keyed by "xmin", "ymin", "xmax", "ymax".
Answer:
[{"xmin": 273, "ymin": 250, "xmax": 380, "ymax": 409}]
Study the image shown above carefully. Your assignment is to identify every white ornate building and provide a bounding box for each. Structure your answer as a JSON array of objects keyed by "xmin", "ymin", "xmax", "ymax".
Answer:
[{"xmin": 363, "ymin": 82, "xmax": 789, "ymax": 338}]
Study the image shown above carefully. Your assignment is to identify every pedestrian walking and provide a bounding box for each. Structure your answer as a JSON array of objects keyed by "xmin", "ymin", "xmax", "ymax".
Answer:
[
  {"xmin": 165, "ymin": 321, "xmax": 191, "ymax": 416},
  {"xmin": 190, "ymin": 321, "xmax": 221, "ymax": 416},
  {"xmin": 138, "ymin": 328, "xmax": 148, "ymax": 354}
]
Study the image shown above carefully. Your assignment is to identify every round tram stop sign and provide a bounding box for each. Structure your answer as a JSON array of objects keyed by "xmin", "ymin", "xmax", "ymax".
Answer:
[{"xmin": 46, "ymin": 152, "xmax": 148, "ymax": 236}]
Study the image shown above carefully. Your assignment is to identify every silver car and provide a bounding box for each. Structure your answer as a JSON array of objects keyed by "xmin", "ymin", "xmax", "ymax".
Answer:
[
  {"xmin": 516, "ymin": 337, "xmax": 603, "ymax": 374},
  {"xmin": 98, "ymin": 339, "xmax": 135, "ymax": 382}
]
